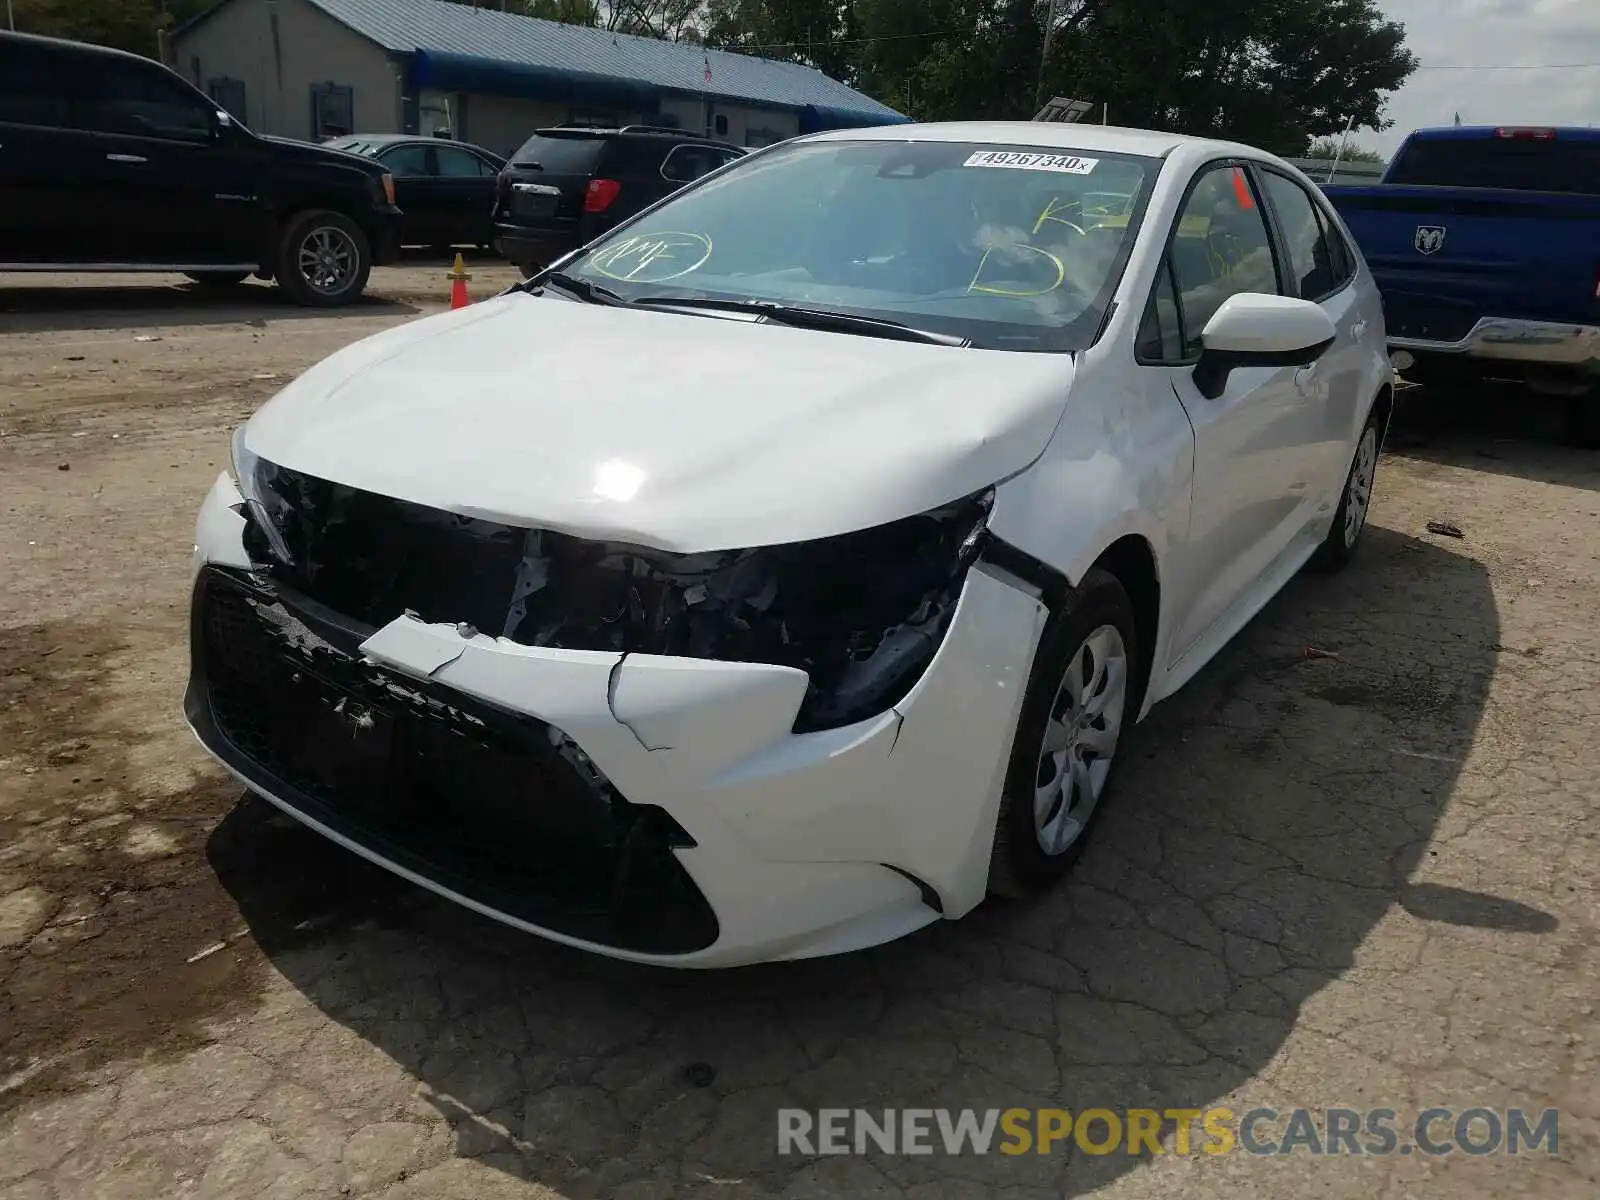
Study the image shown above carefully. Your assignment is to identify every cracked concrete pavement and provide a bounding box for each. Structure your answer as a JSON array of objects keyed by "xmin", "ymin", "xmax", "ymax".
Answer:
[{"xmin": 1, "ymin": 268, "xmax": 1596, "ymax": 1198}]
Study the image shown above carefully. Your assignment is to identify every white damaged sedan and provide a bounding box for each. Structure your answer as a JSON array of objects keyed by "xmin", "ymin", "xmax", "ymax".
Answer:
[{"xmin": 188, "ymin": 122, "xmax": 1392, "ymax": 967}]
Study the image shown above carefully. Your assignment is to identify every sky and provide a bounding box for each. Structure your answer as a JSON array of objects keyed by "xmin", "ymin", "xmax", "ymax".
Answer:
[{"xmin": 1368, "ymin": 0, "xmax": 1600, "ymax": 153}]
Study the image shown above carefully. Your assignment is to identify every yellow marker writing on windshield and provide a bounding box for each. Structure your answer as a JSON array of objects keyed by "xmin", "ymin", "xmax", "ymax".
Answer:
[
  {"xmin": 1032, "ymin": 196, "xmax": 1078, "ymax": 235},
  {"xmin": 967, "ymin": 243, "xmax": 1065, "ymax": 297}
]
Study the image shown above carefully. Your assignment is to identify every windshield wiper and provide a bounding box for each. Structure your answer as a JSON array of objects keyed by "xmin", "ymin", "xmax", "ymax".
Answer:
[
  {"xmin": 528, "ymin": 271, "xmax": 630, "ymax": 306},
  {"xmin": 628, "ymin": 296, "xmax": 971, "ymax": 347}
]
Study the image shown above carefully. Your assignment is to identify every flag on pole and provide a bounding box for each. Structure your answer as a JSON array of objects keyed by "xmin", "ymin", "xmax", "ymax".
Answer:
[{"xmin": 704, "ymin": 54, "xmax": 713, "ymax": 83}]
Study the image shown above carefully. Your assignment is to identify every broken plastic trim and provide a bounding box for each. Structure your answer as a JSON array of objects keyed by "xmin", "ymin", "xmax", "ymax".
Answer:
[
  {"xmin": 239, "ymin": 461, "xmax": 994, "ymax": 733},
  {"xmin": 976, "ymin": 533, "xmax": 1073, "ymax": 613},
  {"xmin": 883, "ymin": 864, "xmax": 945, "ymax": 914}
]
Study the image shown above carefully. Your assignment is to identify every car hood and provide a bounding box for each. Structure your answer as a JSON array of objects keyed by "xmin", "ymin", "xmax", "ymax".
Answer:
[
  {"xmin": 258, "ymin": 134, "xmax": 387, "ymax": 177},
  {"xmin": 242, "ymin": 293, "xmax": 1076, "ymax": 552}
]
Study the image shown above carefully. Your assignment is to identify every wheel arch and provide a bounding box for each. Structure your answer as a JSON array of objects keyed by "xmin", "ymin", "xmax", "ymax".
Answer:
[
  {"xmin": 1368, "ymin": 381, "xmax": 1395, "ymax": 444},
  {"xmin": 1086, "ymin": 534, "xmax": 1161, "ymax": 716}
]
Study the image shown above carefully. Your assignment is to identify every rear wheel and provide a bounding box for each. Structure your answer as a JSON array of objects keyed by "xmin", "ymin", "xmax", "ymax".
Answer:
[
  {"xmin": 1312, "ymin": 408, "xmax": 1381, "ymax": 571},
  {"xmin": 184, "ymin": 270, "xmax": 250, "ymax": 287},
  {"xmin": 274, "ymin": 210, "xmax": 371, "ymax": 307},
  {"xmin": 990, "ymin": 568, "xmax": 1142, "ymax": 898}
]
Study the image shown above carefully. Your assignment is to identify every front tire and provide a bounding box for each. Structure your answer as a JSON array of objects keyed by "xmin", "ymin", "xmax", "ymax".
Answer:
[
  {"xmin": 274, "ymin": 210, "xmax": 371, "ymax": 307},
  {"xmin": 1313, "ymin": 409, "xmax": 1382, "ymax": 571},
  {"xmin": 989, "ymin": 568, "xmax": 1142, "ymax": 898}
]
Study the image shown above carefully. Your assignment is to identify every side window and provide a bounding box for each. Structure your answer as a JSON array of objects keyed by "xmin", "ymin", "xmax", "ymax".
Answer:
[
  {"xmin": 436, "ymin": 146, "xmax": 492, "ymax": 177},
  {"xmin": 1259, "ymin": 170, "xmax": 1344, "ymax": 300},
  {"xmin": 0, "ymin": 44, "xmax": 74, "ymax": 128},
  {"xmin": 1315, "ymin": 204, "xmax": 1355, "ymax": 288},
  {"xmin": 1136, "ymin": 258, "xmax": 1184, "ymax": 363},
  {"xmin": 379, "ymin": 143, "xmax": 433, "ymax": 176},
  {"xmin": 81, "ymin": 61, "xmax": 213, "ymax": 141},
  {"xmin": 660, "ymin": 144, "xmax": 727, "ymax": 183},
  {"xmin": 1168, "ymin": 164, "xmax": 1279, "ymax": 358}
]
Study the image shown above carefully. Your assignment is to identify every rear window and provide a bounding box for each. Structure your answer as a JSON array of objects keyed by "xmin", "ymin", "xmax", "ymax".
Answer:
[
  {"xmin": 1386, "ymin": 136, "xmax": 1600, "ymax": 194},
  {"xmin": 510, "ymin": 133, "xmax": 606, "ymax": 173}
]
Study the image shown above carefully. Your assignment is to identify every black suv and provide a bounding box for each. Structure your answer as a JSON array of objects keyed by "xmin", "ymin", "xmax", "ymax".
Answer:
[
  {"xmin": 0, "ymin": 31, "xmax": 402, "ymax": 306},
  {"xmin": 494, "ymin": 125, "xmax": 746, "ymax": 273}
]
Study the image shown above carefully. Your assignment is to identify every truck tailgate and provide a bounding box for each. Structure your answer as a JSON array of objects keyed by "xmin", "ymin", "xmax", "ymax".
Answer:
[{"xmin": 1325, "ymin": 186, "xmax": 1600, "ymax": 342}]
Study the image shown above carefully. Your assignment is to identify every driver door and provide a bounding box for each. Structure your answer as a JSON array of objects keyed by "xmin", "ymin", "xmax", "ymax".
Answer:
[
  {"xmin": 1145, "ymin": 163, "xmax": 1326, "ymax": 661},
  {"xmin": 77, "ymin": 57, "xmax": 261, "ymax": 265}
]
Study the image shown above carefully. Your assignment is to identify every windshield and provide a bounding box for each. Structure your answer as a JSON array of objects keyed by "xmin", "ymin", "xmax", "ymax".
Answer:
[
  {"xmin": 511, "ymin": 132, "xmax": 608, "ymax": 172},
  {"xmin": 556, "ymin": 139, "xmax": 1158, "ymax": 352}
]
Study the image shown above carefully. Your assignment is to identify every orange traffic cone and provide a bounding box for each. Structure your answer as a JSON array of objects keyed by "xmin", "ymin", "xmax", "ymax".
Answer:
[{"xmin": 448, "ymin": 252, "xmax": 471, "ymax": 309}]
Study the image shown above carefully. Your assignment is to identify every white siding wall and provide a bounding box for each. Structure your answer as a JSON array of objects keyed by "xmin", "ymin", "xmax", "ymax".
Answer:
[
  {"xmin": 173, "ymin": 0, "xmax": 400, "ymax": 140},
  {"xmin": 460, "ymin": 94, "xmax": 577, "ymax": 158},
  {"xmin": 176, "ymin": 0, "xmax": 815, "ymax": 152},
  {"xmin": 657, "ymin": 94, "xmax": 797, "ymax": 147}
]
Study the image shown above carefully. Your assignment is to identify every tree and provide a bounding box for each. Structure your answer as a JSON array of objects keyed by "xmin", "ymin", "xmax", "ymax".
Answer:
[
  {"xmin": 1303, "ymin": 136, "xmax": 1384, "ymax": 162},
  {"xmin": 523, "ymin": 0, "xmax": 602, "ymax": 24},
  {"xmin": 9, "ymin": 0, "xmax": 212, "ymax": 56},
  {"xmin": 703, "ymin": 0, "xmax": 859, "ymax": 80},
  {"xmin": 1036, "ymin": 0, "xmax": 1417, "ymax": 152}
]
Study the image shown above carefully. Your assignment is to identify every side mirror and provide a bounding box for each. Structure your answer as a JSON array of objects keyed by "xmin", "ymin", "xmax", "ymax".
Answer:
[{"xmin": 1192, "ymin": 293, "xmax": 1337, "ymax": 399}]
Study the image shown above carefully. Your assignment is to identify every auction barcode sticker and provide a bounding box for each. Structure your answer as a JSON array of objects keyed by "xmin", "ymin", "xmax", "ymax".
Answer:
[{"xmin": 963, "ymin": 150, "xmax": 1099, "ymax": 174}]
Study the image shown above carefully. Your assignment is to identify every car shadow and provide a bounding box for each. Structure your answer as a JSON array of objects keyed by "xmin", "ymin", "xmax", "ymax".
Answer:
[
  {"xmin": 207, "ymin": 522, "xmax": 1505, "ymax": 1197},
  {"xmin": 0, "ymin": 279, "xmax": 420, "ymax": 335},
  {"xmin": 1387, "ymin": 381, "xmax": 1600, "ymax": 494}
]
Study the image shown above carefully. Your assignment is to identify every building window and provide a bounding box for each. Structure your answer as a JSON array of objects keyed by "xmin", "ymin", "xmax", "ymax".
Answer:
[
  {"xmin": 310, "ymin": 82, "xmax": 354, "ymax": 140},
  {"xmin": 207, "ymin": 77, "xmax": 246, "ymax": 123},
  {"xmin": 713, "ymin": 113, "xmax": 728, "ymax": 137},
  {"xmin": 744, "ymin": 127, "xmax": 782, "ymax": 148}
]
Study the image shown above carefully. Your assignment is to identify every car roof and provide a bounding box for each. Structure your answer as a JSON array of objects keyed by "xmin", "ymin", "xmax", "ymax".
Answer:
[
  {"xmin": 531, "ymin": 125, "xmax": 741, "ymax": 150},
  {"xmin": 800, "ymin": 121, "xmax": 1262, "ymax": 161},
  {"xmin": 331, "ymin": 133, "xmax": 503, "ymax": 158},
  {"xmin": 1403, "ymin": 124, "xmax": 1600, "ymax": 143}
]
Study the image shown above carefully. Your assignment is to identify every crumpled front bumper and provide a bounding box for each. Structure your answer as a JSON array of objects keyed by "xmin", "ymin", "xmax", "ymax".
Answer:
[{"xmin": 187, "ymin": 472, "xmax": 1048, "ymax": 967}]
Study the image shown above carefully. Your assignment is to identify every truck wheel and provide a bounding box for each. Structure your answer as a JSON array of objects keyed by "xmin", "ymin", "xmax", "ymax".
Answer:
[
  {"xmin": 184, "ymin": 270, "xmax": 250, "ymax": 287},
  {"xmin": 1561, "ymin": 390, "xmax": 1600, "ymax": 450},
  {"xmin": 275, "ymin": 210, "xmax": 371, "ymax": 307}
]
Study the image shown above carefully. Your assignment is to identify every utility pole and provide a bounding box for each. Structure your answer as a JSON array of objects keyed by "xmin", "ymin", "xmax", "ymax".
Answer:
[
  {"xmin": 6, "ymin": 0, "xmax": 14, "ymax": 32},
  {"xmin": 1034, "ymin": 0, "xmax": 1060, "ymax": 107}
]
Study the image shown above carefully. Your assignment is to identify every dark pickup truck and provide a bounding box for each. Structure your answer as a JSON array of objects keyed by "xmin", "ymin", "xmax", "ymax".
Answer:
[
  {"xmin": 0, "ymin": 31, "xmax": 402, "ymax": 306},
  {"xmin": 1323, "ymin": 126, "xmax": 1600, "ymax": 445}
]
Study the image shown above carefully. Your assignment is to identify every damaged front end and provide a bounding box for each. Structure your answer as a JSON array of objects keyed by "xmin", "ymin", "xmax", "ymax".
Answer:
[{"xmin": 239, "ymin": 454, "xmax": 993, "ymax": 732}]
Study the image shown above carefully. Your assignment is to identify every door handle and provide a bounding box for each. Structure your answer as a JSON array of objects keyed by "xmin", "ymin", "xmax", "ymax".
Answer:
[
  {"xmin": 106, "ymin": 153, "xmax": 148, "ymax": 163},
  {"xmin": 1352, "ymin": 319, "xmax": 1368, "ymax": 340}
]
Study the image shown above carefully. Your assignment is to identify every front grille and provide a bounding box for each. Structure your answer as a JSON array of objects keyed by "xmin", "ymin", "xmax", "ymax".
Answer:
[{"xmin": 189, "ymin": 566, "xmax": 719, "ymax": 955}]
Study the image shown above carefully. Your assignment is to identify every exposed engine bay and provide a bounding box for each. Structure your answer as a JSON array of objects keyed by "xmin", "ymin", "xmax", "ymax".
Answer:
[{"xmin": 241, "ymin": 460, "xmax": 992, "ymax": 731}]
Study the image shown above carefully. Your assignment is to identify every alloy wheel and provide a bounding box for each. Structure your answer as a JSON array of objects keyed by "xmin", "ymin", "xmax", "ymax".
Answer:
[
  {"xmin": 1344, "ymin": 426, "xmax": 1378, "ymax": 548},
  {"xmin": 1034, "ymin": 623, "xmax": 1128, "ymax": 856},
  {"xmin": 297, "ymin": 225, "xmax": 359, "ymax": 296}
]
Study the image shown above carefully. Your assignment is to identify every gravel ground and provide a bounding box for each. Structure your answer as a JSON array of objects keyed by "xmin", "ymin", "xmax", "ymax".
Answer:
[{"xmin": 0, "ymin": 266, "xmax": 1596, "ymax": 1199}]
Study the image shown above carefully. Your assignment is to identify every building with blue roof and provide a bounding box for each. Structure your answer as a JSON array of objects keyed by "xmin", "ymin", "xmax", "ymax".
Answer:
[{"xmin": 171, "ymin": 0, "xmax": 907, "ymax": 155}]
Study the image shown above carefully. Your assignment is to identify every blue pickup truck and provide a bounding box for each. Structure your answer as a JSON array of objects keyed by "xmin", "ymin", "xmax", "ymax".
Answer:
[{"xmin": 1323, "ymin": 126, "xmax": 1600, "ymax": 445}]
